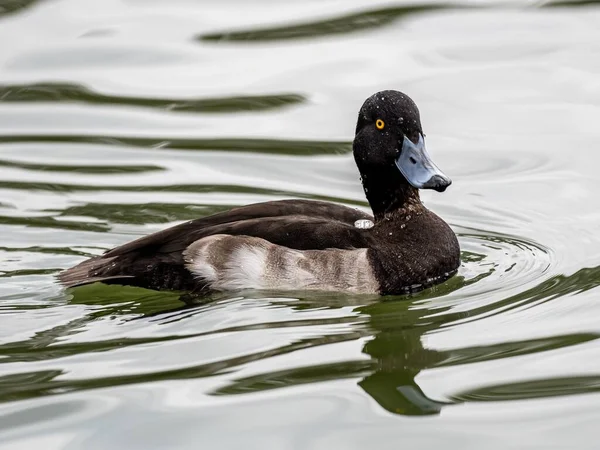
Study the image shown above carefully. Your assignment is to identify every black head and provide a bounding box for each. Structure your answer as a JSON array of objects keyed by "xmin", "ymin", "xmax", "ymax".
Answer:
[{"xmin": 353, "ymin": 90, "xmax": 451, "ymax": 217}]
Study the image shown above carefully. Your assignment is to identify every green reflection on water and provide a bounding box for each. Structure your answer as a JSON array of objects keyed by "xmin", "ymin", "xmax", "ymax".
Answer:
[
  {"xmin": 55, "ymin": 203, "xmax": 234, "ymax": 225},
  {"xmin": 0, "ymin": 263, "xmax": 599, "ymax": 415},
  {"xmin": 453, "ymin": 375, "xmax": 600, "ymax": 402},
  {"xmin": 0, "ymin": 214, "xmax": 110, "ymax": 232},
  {"xmin": 209, "ymin": 264, "xmax": 600, "ymax": 416},
  {"xmin": 198, "ymin": 1, "xmax": 600, "ymax": 44},
  {"xmin": 0, "ymin": 136, "xmax": 351, "ymax": 155},
  {"xmin": 0, "ymin": 0, "xmax": 38, "ymax": 18},
  {"xmin": 0, "ymin": 158, "xmax": 163, "ymax": 174},
  {"xmin": 0, "ymin": 83, "xmax": 306, "ymax": 113},
  {"xmin": 545, "ymin": 0, "xmax": 600, "ymax": 7},
  {"xmin": 199, "ymin": 4, "xmax": 459, "ymax": 42}
]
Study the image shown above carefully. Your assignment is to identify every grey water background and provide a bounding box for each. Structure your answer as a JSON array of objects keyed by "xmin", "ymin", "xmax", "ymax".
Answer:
[{"xmin": 1, "ymin": 0, "xmax": 600, "ymax": 448}]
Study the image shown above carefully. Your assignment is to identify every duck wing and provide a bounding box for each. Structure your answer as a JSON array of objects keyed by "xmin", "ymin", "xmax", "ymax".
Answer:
[
  {"xmin": 58, "ymin": 200, "xmax": 374, "ymax": 290},
  {"xmin": 106, "ymin": 199, "xmax": 371, "ymax": 257}
]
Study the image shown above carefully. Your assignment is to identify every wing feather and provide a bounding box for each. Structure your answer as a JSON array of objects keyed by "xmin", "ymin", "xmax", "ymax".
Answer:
[{"xmin": 58, "ymin": 200, "xmax": 373, "ymax": 290}]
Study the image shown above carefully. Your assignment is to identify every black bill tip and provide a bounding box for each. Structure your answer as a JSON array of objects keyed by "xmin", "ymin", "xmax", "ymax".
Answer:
[{"xmin": 424, "ymin": 175, "xmax": 452, "ymax": 192}]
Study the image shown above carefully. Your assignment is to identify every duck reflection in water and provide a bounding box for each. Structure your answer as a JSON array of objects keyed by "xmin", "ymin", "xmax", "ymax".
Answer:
[
  {"xmin": 58, "ymin": 264, "xmax": 600, "ymax": 417},
  {"xmin": 204, "ymin": 284, "xmax": 464, "ymax": 417},
  {"xmin": 207, "ymin": 264, "xmax": 600, "ymax": 416},
  {"xmin": 356, "ymin": 297, "xmax": 452, "ymax": 416}
]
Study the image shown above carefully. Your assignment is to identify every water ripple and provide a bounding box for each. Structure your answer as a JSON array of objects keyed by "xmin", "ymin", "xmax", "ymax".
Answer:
[
  {"xmin": 452, "ymin": 374, "xmax": 600, "ymax": 402},
  {"xmin": 0, "ymin": 83, "xmax": 307, "ymax": 114},
  {"xmin": 199, "ymin": 4, "xmax": 464, "ymax": 42},
  {"xmin": 0, "ymin": 0, "xmax": 38, "ymax": 18},
  {"xmin": 0, "ymin": 136, "xmax": 350, "ymax": 155},
  {"xmin": 1, "ymin": 0, "xmax": 600, "ymax": 445}
]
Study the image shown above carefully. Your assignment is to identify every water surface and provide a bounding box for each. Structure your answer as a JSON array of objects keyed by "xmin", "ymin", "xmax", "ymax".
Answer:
[{"xmin": 1, "ymin": 0, "xmax": 600, "ymax": 448}]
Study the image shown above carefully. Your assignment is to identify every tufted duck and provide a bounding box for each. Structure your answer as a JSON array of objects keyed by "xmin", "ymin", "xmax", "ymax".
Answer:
[{"xmin": 59, "ymin": 90, "xmax": 460, "ymax": 295}]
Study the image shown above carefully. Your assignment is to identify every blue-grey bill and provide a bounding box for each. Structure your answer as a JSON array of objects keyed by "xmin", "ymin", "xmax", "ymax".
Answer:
[{"xmin": 395, "ymin": 134, "xmax": 451, "ymax": 192}]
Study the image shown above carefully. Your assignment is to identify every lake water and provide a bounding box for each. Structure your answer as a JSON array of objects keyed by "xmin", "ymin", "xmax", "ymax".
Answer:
[{"xmin": 1, "ymin": 0, "xmax": 600, "ymax": 448}]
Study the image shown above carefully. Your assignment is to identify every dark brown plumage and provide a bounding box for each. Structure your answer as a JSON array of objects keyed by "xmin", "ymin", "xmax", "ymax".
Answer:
[{"xmin": 59, "ymin": 90, "xmax": 460, "ymax": 295}]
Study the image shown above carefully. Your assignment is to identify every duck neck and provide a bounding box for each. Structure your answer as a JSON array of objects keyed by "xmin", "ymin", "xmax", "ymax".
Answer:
[{"xmin": 361, "ymin": 169, "xmax": 421, "ymax": 222}]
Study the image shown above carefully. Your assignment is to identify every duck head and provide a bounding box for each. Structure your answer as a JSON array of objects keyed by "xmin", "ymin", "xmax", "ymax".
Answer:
[{"xmin": 353, "ymin": 90, "xmax": 451, "ymax": 218}]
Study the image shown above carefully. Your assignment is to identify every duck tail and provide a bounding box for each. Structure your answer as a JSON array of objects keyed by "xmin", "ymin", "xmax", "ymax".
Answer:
[{"xmin": 57, "ymin": 255, "xmax": 134, "ymax": 288}]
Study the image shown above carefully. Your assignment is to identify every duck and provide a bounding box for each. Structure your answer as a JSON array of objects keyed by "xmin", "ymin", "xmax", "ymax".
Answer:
[{"xmin": 58, "ymin": 90, "xmax": 460, "ymax": 296}]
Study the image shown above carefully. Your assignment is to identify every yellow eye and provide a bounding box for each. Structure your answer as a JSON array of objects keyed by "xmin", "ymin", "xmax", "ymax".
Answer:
[{"xmin": 375, "ymin": 119, "xmax": 385, "ymax": 130}]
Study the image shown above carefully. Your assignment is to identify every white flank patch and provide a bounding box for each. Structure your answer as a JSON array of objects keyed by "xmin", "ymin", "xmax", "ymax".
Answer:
[
  {"xmin": 183, "ymin": 243, "xmax": 217, "ymax": 283},
  {"xmin": 218, "ymin": 245, "xmax": 267, "ymax": 290},
  {"xmin": 184, "ymin": 234, "xmax": 379, "ymax": 294}
]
